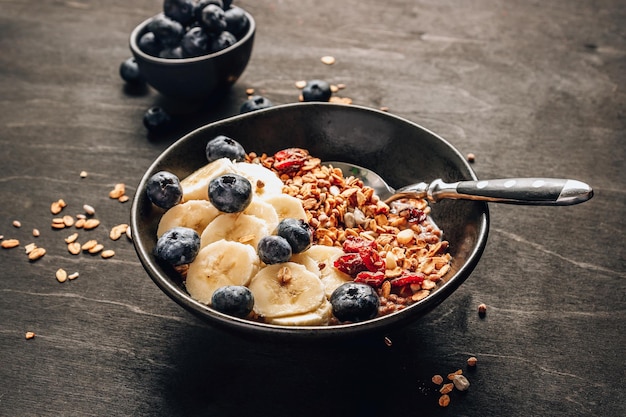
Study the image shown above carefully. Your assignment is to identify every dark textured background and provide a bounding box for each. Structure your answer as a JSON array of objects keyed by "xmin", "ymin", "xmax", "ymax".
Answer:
[{"xmin": 0, "ymin": 1, "xmax": 624, "ymax": 416}]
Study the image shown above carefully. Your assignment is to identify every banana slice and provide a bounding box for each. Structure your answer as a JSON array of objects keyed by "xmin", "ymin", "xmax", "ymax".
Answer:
[
  {"xmin": 267, "ymin": 299, "xmax": 332, "ymax": 326},
  {"xmin": 180, "ymin": 158, "xmax": 237, "ymax": 201},
  {"xmin": 243, "ymin": 197, "xmax": 280, "ymax": 232},
  {"xmin": 302, "ymin": 245, "xmax": 352, "ymax": 298},
  {"xmin": 249, "ymin": 262, "xmax": 325, "ymax": 319},
  {"xmin": 185, "ymin": 239, "xmax": 260, "ymax": 304},
  {"xmin": 157, "ymin": 200, "xmax": 220, "ymax": 237},
  {"xmin": 264, "ymin": 194, "xmax": 307, "ymax": 221},
  {"xmin": 200, "ymin": 212, "xmax": 269, "ymax": 249},
  {"xmin": 289, "ymin": 252, "xmax": 321, "ymax": 277},
  {"xmin": 234, "ymin": 162, "xmax": 285, "ymax": 199}
]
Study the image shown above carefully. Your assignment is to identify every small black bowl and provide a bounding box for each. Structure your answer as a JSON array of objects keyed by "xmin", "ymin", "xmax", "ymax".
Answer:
[
  {"xmin": 129, "ymin": 6, "xmax": 255, "ymax": 100},
  {"xmin": 130, "ymin": 103, "xmax": 489, "ymax": 339}
]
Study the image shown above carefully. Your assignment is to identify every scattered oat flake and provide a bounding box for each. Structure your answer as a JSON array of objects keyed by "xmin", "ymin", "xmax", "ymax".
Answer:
[
  {"xmin": 83, "ymin": 204, "xmax": 95, "ymax": 215},
  {"xmin": 50, "ymin": 199, "xmax": 66, "ymax": 214},
  {"xmin": 245, "ymin": 87, "xmax": 255, "ymax": 95},
  {"xmin": 295, "ymin": 80, "xmax": 307, "ymax": 89},
  {"xmin": 439, "ymin": 383, "xmax": 454, "ymax": 395},
  {"xmin": 63, "ymin": 215, "xmax": 74, "ymax": 227},
  {"xmin": 56, "ymin": 268, "xmax": 68, "ymax": 283},
  {"xmin": 109, "ymin": 224, "xmax": 128, "ymax": 241},
  {"xmin": 118, "ymin": 195, "xmax": 130, "ymax": 203},
  {"xmin": 88, "ymin": 243, "xmax": 104, "ymax": 254},
  {"xmin": 384, "ymin": 336, "xmax": 392, "ymax": 347},
  {"xmin": 13, "ymin": 220, "xmax": 21, "ymax": 228},
  {"xmin": 24, "ymin": 243, "xmax": 37, "ymax": 254},
  {"xmin": 81, "ymin": 240, "xmax": 98, "ymax": 251},
  {"xmin": 101, "ymin": 250, "xmax": 115, "ymax": 259},
  {"xmin": 329, "ymin": 96, "xmax": 352, "ymax": 104},
  {"xmin": 467, "ymin": 153, "xmax": 476, "ymax": 163},
  {"xmin": 68, "ymin": 272, "xmax": 79, "ymax": 280},
  {"xmin": 80, "ymin": 170, "xmax": 88, "ymax": 178},
  {"xmin": 467, "ymin": 356, "xmax": 478, "ymax": 367},
  {"xmin": 65, "ymin": 233, "xmax": 79, "ymax": 244},
  {"xmin": 321, "ymin": 55, "xmax": 335, "ymax": 65},
  {"xmin": 32, "ymin": 228, "xmax": 40, "ymax": 237},
  {"xmin": 25, "ymin": 332, "xmax": 36, "ymax": 340},
  {"xmin": 1, "ymin": 239, "xmax": 20, "ymax": 249},
  {"xmin": 83, "ymin": 219, "xmax": 100, "ymax": 230},
  {"xmin": 438, "ymin": 394, "xmax": 450, "ymax": 407},
  {"xmin": 68, "ymin": 242, "xmax": 81, "ymax": 255},
  {"xmin": 380, "ymin": 106, "xmax": 389, "ymax": 112},
  {"xmin": 330, "ymin": 84, "xmax": 339, "ymax": 93},
  {"xmin": 432, "ymin": 374, "xmax": 444, "ymax": 385},
  {"xmin": 109, "ymin": 183, "xmax": 125, "ymax": 199},
  {"xmin": 27, "ymin": 247, "xmax": 46, "ymax": 261}
]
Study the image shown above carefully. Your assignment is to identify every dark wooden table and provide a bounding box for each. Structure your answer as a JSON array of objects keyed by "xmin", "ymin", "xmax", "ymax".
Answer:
[{"xmin": 1, "ymin": 1, "xmax": 624, "ymax": 416}]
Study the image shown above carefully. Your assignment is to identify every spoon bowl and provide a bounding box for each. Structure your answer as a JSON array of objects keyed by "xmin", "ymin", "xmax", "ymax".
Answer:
[{"xmin": 328, "ymin": 161, "xmax": 593, "ymax": 206}]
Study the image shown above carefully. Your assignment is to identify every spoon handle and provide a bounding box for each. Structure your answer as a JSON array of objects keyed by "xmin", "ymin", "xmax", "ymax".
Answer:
[{"xmin": 430, "ymin": 178, "xmax": 594, "ymax": 205}]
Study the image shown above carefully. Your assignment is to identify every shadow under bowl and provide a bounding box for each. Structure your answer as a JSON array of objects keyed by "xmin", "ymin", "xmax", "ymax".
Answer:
[{"xmin": 130, "ymin": 103, "xmax": 489, "ymax": 340}]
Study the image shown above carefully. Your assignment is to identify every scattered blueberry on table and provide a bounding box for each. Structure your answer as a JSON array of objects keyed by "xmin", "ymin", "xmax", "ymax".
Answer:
[{"xmin": 240, "ymin": 95, "xmax": 273, "ymax": 113}]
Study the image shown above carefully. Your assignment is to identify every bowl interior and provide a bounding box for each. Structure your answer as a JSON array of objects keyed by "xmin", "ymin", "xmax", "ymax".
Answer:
[
  {"xmin": 131, "ymin": 103, "xmax": 489, "ymax": 339},
  {"xmin": 129, "ymin": 7, "xmax": 256, "ymax": 99}
]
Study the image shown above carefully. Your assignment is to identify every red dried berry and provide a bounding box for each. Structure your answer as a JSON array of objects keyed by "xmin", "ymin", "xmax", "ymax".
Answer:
[
  {"xmin": 354, "ymin": 271, "xmax": 386, "ymax": 287},
  {"xmin": 342, "ymin": 236, "xmax": 376, "ymax": 253},
  {"xmin": 389, "ymin": 273, "xmax": 425, "ymax": 287},
  {"xmin": 334, "ymin": 253, "xmax": 368, "ymax": 276},
  {"xmin": 273, "ymin": 148, "xmax": 309, "ymax": 173},
  {"xmin": 359, "ymin": 247, "xmax": 385, "ymax": 272}
]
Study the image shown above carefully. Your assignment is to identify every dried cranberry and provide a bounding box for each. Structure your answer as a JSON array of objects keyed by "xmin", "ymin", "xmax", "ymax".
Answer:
[
  {"xmin": 359, "ymin": 247, "xmax": 385, "ymax": 272},
  {"xmin": 334, "ymin": 253, "xmax": 367, "ymax": 276},
  {"xmin": 273, "ymin": 148, "xmax": 309, "ymax": 173},
  {"xmin": 354, "ymin": 271, "xmax": 386, "ymax": 287},
  {"xmin": 389, "ymin": 273, "xmax": 425, "ymax": 287},
  {"xmin": 407, "ymin": 208, "xmax": 426, "ymax": 224},
  {"xmin": 342, "ymin": 236, "xmax": 376, "ymax": 253}
]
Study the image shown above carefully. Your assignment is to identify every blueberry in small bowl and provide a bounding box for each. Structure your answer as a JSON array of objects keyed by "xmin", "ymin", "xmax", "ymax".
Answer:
[{"xmin": 129, "ymin": 0, "xmax": 255, "ymax": 100}]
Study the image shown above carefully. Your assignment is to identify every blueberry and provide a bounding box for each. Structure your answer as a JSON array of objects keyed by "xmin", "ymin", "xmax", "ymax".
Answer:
[
  {"xmin": 301, "ymin": 80, "xmax": 332, "ymax": 102},
  {"xmin": 138, "ymin": 31, "xmax": 163, "ymax": 56},
  {"xmin": 119, "ymin": 57, "xmax": 143, "ymax": 84},
  {"xmin": 208, "ymin": 174, "xmax": 252, "ymax": 213},
  {"xmin": 158, "ymin": 46, "xmax": 184, "ymax": 59},
  {"xmin": 206, "ymin": 135, "xmax": 246, "ymax": 162},
  {"xmin": 209, "ymin": 30, "xmax": 237, "ymax": 53},
  {"xmin": 181, "ymin": 26, "xmax": 209, "ymax": 57},
  {"xmin": 147, "ymin": 14, "xmax": 184, "ymax": 48},
  {"xmin": 257, "ymin": 235, "xmax": 292, "ymax": 265},
  {"xmin": 163, "ymin": 0, "xmax": 195, "ymax": 25},
  {"xmin": 200, "ymin": 4, "xmax": 227, "ymax": 33},
  {"xmin": 211, "ymin": 285, "xmax": 254, "ymax": 318},
  {"xmin": 143, "ymin": 106, "xmax": 173, "ymax": 132},
  {"xmin": 193, "ymin": 0, "xmax": 224, "ymax": 21},
  {"xmin": 154, "ymin": 227, "xmax": 200, "ymax": 266},
  {"xmin": 224, "ymin": 7, "xmax": 249, "ymax": 37},
  {"xmin": 146, "ymin": 171, "xmax": 183, "ymax": 209},
  {"xmin": 276, "ymin": 218, "xmax": 312, "ymax": 254},
  {"xmin": 330, "ymin": 282, "xmax": 380, "ymax": 322},
  {"xmin": 240, "ymin": 95, "xmax": 273, "ymax": 113}
]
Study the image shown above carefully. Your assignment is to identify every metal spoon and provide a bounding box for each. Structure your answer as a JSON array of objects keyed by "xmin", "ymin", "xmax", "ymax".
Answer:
[{"xmin": 327, "ymin": 161, "xmax": 593, "ymax": 206}]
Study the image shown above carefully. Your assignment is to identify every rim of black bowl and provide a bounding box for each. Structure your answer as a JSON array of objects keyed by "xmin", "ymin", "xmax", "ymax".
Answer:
[
  {"xmin": 129, "ymin": 6, "xmax": 255, "ymax": 65},
  {"xmin": 130, "ymin": 102, "xmax": 490, "ymax": 340}
]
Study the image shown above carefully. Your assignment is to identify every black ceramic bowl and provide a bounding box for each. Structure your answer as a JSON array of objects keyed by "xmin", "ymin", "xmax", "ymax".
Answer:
[
  {"xmin": 129, "ymin": 7, "xmax": 255, "ymax": 100},
  {"xmin": 131, "ymin": 103, "xmax": 489, "ymax": 339}
]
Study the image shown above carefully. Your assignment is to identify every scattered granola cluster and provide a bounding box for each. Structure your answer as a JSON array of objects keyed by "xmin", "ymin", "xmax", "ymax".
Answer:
[{"xmin": 0, "ymin": 174, "xmax": 132, "ymax": 283}]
